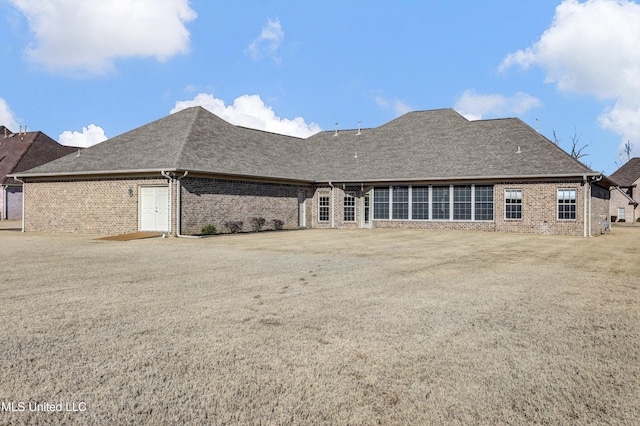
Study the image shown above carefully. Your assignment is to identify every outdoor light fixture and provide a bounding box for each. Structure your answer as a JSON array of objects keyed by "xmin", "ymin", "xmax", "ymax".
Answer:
[{"xmin": 128, "ymin": 187, "xmax": 134, "ymax": 197}]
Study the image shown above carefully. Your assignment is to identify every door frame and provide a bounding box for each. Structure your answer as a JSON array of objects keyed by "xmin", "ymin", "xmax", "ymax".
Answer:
[{"xmin": 138, "ymin": 185, "xmax": 170, "ymax": 232}]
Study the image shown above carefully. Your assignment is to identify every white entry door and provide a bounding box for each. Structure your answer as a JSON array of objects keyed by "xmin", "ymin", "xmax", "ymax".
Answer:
[{"xmin": 139, "ymin": 186, "xmax": 169, "ymax": 232}]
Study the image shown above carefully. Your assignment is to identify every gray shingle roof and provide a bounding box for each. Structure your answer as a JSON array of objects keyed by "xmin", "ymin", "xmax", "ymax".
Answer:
[
  {"xmin": 16, "ymin": 106, "xmax": 599, "ymax": 183},
  {"xmin": 610, "ymin": 158, "xmax": 640, "ymax": 187}
]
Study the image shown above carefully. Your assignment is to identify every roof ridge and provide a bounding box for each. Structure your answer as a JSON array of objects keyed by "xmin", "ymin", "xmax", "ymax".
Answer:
[{"xmin": 174, "ymin": 107, "xmax": 206, "ymax": 169}]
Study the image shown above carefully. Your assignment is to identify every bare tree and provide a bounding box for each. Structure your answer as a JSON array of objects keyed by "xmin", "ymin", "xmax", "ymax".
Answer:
[{"xmin": 552, "ymin": 129, "xmax": 590, "ymax": 161}]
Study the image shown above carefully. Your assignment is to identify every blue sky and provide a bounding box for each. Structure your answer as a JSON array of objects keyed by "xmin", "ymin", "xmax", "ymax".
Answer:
[{"xmin": 2, "ymin": 0, "xmax": 639, "ymax": 175}]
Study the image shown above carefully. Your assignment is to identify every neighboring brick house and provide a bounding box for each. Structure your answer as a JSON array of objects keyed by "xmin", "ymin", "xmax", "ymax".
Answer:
[
  {"xmin": 12, "ymin": 107, "xmax": 614, "ymax": 236},
  {"xmin": 609, "ymin": 158, "xmax": 640, "ymax": 223},
  {"xmin": 1, "ymin": 126, "xmax": 78, "ymax": 220}
]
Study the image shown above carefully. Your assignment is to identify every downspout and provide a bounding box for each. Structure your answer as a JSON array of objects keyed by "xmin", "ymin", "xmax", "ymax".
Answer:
[
  {"xmin": 328, "ymin": 181, "xmax": 335, "ymax": 229},
  {"xmin": 13, "ymin": 177, "xmax": 26, "ymax": 232},
  {"xmin": 160, "ymin": 171, "xmax": 173, "ymax": 236},
  {"xmin": 583, "ymin": 175, "xmax": 588, "ymax": 238},
  {"xmin": 590, "ymin": 175, "xmax": 603, "ymax": 237},
  {"xmin": 175, "ymin": 171, "xmax": 200, "ymax": 238},
  {"xmin": 1, "ymin": 185, "xmax": 5, "ymax": 221}
]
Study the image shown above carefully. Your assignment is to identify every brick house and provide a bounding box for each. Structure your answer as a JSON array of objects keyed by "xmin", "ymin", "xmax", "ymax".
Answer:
[
  {"xmin": 609, "ymin": 158, "xmax": 640, "ymax": 223},
  {"xmin": 12, "ymin": 107, "xmax": 614, "ymax": 236},
  {"xmin": 1, "ymin": 126, "xmax": 78, "ymax": 220}
]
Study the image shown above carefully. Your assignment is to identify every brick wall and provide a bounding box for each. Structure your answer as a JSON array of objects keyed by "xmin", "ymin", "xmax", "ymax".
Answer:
[
  {"xmin": 311, "ymin": 181, "xmax": 593, "ymax": 236},
  {"xmin": 24, "ymin": 177, "xmax": 167, "ymax": 234},
  {"xmin": 179, "ymin": 177, "xmax": 311, "ymax": 235}
]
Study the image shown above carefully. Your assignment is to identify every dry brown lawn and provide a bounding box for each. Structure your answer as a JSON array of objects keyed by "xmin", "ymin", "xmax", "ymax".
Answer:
[{"xmin": 1, "ymin": 222, "xmax": 639, "ymax": 425}]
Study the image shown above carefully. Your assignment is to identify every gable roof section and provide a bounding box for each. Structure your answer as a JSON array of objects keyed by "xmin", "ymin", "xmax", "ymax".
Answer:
[
  {"xmin": 15, "ymin": 107, "xmax": 601, "ymax": 183},
  {"xmin": 610, "ymin": 158, "xmax": 640, "ymax": 187},
  {"xmin": 1, "ymin": 131, "xmax": 77, "ymax": 185}
]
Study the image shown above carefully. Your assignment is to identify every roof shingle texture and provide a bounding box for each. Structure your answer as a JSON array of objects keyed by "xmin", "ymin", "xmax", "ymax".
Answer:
[
  {"xmin": 609, "ymin": 158, "xmax": 640, "ymax": 187},
  {"xmin": 18, "ymin": 107, "xmax": 595, "ymax": 182},
  {"xmin": 0, "ymin": 131, "xmax": 78, "ymax": 185}
]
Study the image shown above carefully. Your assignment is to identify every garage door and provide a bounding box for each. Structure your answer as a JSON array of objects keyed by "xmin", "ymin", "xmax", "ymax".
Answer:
[{"xmin": 139, "ymin": 186, "xmax": 169, "ymax": 232}]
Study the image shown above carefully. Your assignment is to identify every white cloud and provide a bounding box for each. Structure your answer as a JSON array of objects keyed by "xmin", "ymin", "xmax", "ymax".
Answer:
[
  {"xmin": 499, "ymin": 0, "xmax": 640, "ymax": 149},
  {"xmin": 454, "ymin": 90, "xmax": 542, "ymax": 120},
  {"xmin": 9, "ymin": 0, "xmax": 196, "ymax": 75},
  {"xmin": 59, "ymin": 124, "xmax": 108, "ymax": 147},
  {"xmin": 171, "ymin": 93, "xmax": 321, "ymax": 138},
  {"xmin": 375, "ymin": 96, "xmax": 414, "ymax": 116},
  {"xmin": 246, "ymin": 17, "xmax": 284, "ymax": 62},
  {"xmin": 0, "ymin": 98, "xmax": 20, "ymax": 132}
]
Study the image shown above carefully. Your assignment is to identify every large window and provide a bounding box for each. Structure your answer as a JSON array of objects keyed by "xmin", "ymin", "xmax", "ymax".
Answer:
[
  {"xmin": 505, "ymin": 189, "xmax": 522, "ymax": 219},
  {"xmin": 392, "ymin": 186, "xmax": 409, "ymax": 219},
  {"xmin": 373, "ymin": 187, "xmax": 389, "ymax": 219},
  {"xmin": 453, "ymin": 186, "xmax": 472, "ymax": 220},
  {"xmin": 412, "ymin": 187, "xmax": 429, "ymax": 220},
  {"xmin": 558, "ymin": 188, "xmax": 577, "ymax": 220},
  {"xmin": 343, "ymin": 191, "xmax": 356, "ymax": 222},
  {"xmin": 318, "ymin": 195, "xmax": 330, "ymax": 222},
  {"xmin": 475, "ymin": 185, "xmax": 494, "ymax": 221},
  {"xmin": 373, "ymin": 185, "xmax": 494, "ymax": 222},
  {"xmin": 432, "ymin": 186, "xmax": 450, "ymax": 220}
]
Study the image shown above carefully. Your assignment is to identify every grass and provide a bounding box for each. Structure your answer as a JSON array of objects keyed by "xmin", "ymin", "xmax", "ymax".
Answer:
[{"xmin": 0, "ymin": 225, "xmax": 639, "ymax": 424}]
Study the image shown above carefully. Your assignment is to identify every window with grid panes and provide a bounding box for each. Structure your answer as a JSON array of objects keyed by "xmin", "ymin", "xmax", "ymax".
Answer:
[
  {"xmin": 392, "ymin": 186, "xmax": 409, "ymax": 219},
  {"xmin": 373, "ymin": 187, "xmax": 389, "ymax": 219},
  {"xmin": 432, "ymin": 186, "xmax": 450, "ymax": 220},
  {"xmin": 318, "ymin": 195, "xmax": 330, "ymax": 222},
  {"xmin": 412, "ymin": 186, "xmax": 429, "ymax": 220},
  {"xmin": 474, "ymin": 185, "xmax": 494, "ymax": 220},
  {"xmin": 505, "ymin": 189, "xmax": 522, "ymax": 219},
  {"xmin": 343, "ymin": 191, "xmax": 356, "ymax": 222}
]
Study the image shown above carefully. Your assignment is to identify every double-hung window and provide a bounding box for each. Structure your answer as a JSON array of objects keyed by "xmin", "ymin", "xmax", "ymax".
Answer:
[
  {"xmin": 558, "ymin": 188, "xmax": 577, "ymax": 220},
  {"xmin": 373, "ymin": 187, "xmax": 390, "ymax": 220},
  {"xmin": 392, "ymin": 186, "xmax": 409, "ymax": 219},
  {"xmin": 412, "ymin": 187, "xmax": 429, "ymax": 220},
  {"xmin": 505, "ymin": 189, "xmax": 522, "ymax": 219},
  {"xmin": 474, "ymin": 185, "xmax": 494, "ymax": 220},
  {"xmin": 432, "ymin": 186, "xmax": 450, "ymax": 220},
  {"xmin": 318, "ymin": 194, "xmax": 330, "ymax": 222},
  {"xmin": 453, "ymin": 186, "xmax": 472, "ymax": 220},
  {"xmin": 343, "ymin": 192, "xmax": 356, "ymax": 222}
]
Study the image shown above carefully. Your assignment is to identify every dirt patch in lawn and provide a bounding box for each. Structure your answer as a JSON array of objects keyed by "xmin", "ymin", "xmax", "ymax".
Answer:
[
  {"xmin": 0, "ymin": 226, "xmax": 638, "ymax": 424},
  {"xmin": 97, "ymin": 232, "xmax": 164, "ymax": 241}
]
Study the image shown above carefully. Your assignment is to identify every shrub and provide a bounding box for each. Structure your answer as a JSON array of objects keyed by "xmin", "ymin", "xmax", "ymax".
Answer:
[
  {"xmin": 637, "ymin": 217, "xmax": 640, "ymax": 222},
  {"xmin": 250, "ymin": 217, "xmax": 266, "ymax": 232},
  {"xmin": 200, "ymin": 224, "xmax": 217, "ymax": 235},
  {"xmin": 272, "ymin": 219, "xmax": 284, "ymax": 230},
  {"xmin": 224, "ymin": 221, "xmax": 243, "ymax": 233},
  {"xmin": 618, "ymin": 218, "xmax": 626, "ymax": 223}
]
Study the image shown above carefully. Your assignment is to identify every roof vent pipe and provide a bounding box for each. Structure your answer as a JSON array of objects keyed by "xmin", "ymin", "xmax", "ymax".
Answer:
[
  {"xmin": 516, "ymin": 146, "xmax": 522, "ymax": 154},
  {"xmin": 19, "ymin": 126, "xmax": 22, "ymax": 134},
  {"xmin": 24, "ymin": 125, "xmax": 27, "ymax": 134},
  {"xmin": 334, "ymin": 123, "xmax": 339, "ymax": 137},
  {"xmin": 357, "ymin": 120, "xmax": 361, "ymax": 136}
]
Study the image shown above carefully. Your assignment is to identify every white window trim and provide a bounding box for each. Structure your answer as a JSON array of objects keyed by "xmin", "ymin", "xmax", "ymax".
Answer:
[
  {"xmin": 557, "ymin": 188, "xmax": 578, "ymax": 221},
  {"xmin": 504, "ymin": 188, "xmax": 523, "ymax": 220}
]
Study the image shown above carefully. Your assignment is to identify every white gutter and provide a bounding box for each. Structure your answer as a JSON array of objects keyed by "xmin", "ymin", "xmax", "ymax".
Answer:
[
  {"xmin": 1, "ymin": 184, "xmax": 5, "ymax": 220},
  {"xmin": 328, "ymin": 181, "xmax": 335, "ymax": 229},
  {"xmin": 13, "ymin": 177, "xmax": 26, "ymax": 232},
  {"xmin": 583, "ymin": 175, "xmax": 588, "ymax": 238}
]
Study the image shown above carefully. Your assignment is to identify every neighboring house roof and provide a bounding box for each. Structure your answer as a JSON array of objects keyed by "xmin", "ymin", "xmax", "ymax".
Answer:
[
  {"xmin": 609, "ymin": 158, "xmax": 640, "ymax": 187},
  {"xmin": 14, "ymin": 106, "xmax": 606, "ymax": 184},
  {"xmin": 0, "ymin": 129, "xmax": 78, "ymax": 185}
]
